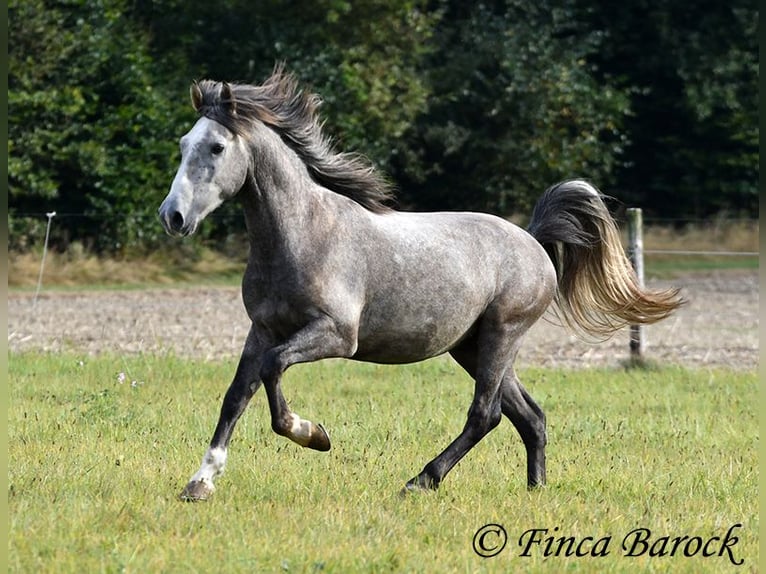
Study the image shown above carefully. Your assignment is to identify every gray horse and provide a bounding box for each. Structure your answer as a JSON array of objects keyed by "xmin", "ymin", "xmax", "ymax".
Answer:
[{"xmin": 159, "ymin": 67, "xmax": 683, "ymax": 501}]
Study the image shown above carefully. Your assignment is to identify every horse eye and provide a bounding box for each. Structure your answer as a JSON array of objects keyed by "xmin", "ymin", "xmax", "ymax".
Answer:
[{"xmin": 211, "ymin": 143, "xmax": 225, "ymax": 155}]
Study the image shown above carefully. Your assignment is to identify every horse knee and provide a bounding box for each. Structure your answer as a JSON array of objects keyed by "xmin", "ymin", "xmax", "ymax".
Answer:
[{"xmin": 466, "ymin": 400, "xmax": 502, "ymax": 438}]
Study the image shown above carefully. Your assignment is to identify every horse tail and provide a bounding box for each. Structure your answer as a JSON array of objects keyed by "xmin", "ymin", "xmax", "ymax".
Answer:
[{"xmin": 527, "ymin": 179, "xmax": 684, "ymax": 338}]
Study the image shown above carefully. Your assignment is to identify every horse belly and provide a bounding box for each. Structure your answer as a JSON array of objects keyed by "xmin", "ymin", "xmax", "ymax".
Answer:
[
  {"xmin": 352, "ymin": 286, "xmax": 486, "ymax": 364},
  {"xmin": 352, "ymin": 324, "xmax": 477, "ymax": 364}
]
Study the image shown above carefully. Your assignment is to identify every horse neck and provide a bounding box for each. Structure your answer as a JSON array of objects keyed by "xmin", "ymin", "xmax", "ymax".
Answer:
[{"xmin": 239, "ymin": 125, "xmax": 327, "ymax": 254}]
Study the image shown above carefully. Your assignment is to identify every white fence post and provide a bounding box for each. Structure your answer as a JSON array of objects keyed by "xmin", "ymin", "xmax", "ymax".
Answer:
[
  {"xmin": 33, "ymin": 211, "xmax": 57, "ymax": 310},
  {"xmin": 626, "ymin": 208, "xmax": 645, "ymax": 359}
]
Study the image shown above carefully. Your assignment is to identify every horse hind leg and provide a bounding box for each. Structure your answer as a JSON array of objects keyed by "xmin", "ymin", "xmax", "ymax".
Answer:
[
  {"xmin": 402, "ymin": 380, "xmax": 503, "ymax": 492},
  {"xmin": 441, "ymin": 331, "xmax": 546, "ymax": 491},
  {"xmin": 403, "ymin": 319, "xmax": 526, "ymax": 493},
  {"xmin": 500, "ymin": 371, "xmax": 547, "ymax": 488}
]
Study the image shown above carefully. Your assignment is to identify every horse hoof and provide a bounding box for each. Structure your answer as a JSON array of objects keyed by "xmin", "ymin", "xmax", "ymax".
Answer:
[
  {"xmin": 179, "ymin": 479, "xmax": 214, "ymax": 502},
  {"xmin": 399, "ymin": 476, "xmax": 437, "ymax": 497},
  {"xmin": 307, "ymin": 423, "xmax": 331, "ymax": 451}
]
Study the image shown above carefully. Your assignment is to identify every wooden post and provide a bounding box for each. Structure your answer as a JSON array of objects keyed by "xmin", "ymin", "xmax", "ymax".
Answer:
[{"xmin": 627, "ymin": 208, "xmax": 645, "ymax": 358}]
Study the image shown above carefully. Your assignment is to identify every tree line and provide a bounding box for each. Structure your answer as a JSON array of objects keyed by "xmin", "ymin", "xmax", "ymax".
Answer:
[{"xmin": 8, "ymin": 0, "xmax": 758, "ymax": 253}]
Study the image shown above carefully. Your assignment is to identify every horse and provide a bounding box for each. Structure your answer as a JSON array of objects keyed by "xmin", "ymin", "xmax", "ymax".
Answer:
[{"xmin": 158, "ymin": 66, "xmax": 683, "ymax": 501}]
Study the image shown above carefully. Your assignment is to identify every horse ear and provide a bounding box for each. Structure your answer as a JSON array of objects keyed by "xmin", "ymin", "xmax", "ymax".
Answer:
[
  {"xmin": 190, "ymin": 81, "xmax": 203, "ymax": 112},
  {"xmin": 221, "ymin": 82, "xmax": 237, "ymax": 115}
]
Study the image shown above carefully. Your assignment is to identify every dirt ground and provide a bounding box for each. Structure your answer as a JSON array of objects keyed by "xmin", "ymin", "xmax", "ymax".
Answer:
[{"xmin": 8, "ymin": 270, "xmax": 759, "ymax": 370}]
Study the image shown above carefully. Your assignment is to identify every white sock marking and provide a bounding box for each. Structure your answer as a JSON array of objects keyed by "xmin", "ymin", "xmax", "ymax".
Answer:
[
  {"xmin": 289, "ymin": 412, "xmax": 313, "ymax": 446},
  {"xmin": 189, "ymin": 446, "xmax": 227, "ymax": 487}
]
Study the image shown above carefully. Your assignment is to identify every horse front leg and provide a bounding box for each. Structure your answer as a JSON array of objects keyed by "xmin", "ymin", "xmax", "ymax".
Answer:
[
  {"xmin": 259, "ymin": 316, "xmax": 357, "ymax": 451},
  {"xmin": 179, "ymin": 327, "xmax": 263, "ymax": 501}
]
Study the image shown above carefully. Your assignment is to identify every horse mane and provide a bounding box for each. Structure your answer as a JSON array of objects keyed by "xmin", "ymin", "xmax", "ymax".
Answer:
[{"xmin": 191, "ymin": 65, "xmax": 395, "ymax": 213}]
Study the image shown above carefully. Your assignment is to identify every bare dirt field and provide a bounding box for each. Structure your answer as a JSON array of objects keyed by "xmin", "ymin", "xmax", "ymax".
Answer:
[{"xmin": 8, "ymin": 270, "xmax": 758, "ymax": 370}]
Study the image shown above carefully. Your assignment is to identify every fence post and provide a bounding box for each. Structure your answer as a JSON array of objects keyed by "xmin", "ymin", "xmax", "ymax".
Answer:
[
  {"xmin": 626, "ymin": 208, "xmax": 645, "ymax": 358},
  {"xmin": 33, "ymin": 211, "xmax": 57, "ymax": 310}
]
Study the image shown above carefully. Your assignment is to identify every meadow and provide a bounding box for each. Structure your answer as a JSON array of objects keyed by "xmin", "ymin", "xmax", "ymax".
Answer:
[{"xmin": 8, "ymin": 353, "xmax": 758, "ymax": 573}]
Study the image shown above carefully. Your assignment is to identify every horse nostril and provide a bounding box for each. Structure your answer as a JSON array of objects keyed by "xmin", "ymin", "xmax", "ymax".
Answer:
[{"xmin": 171, "ymin": 211, "xmax": 185, "ymax": 232}]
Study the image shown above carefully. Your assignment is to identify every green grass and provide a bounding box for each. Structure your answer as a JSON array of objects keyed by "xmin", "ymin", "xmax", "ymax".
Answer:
[
  {"xmin": 9, "ymin": 353, "xmax": 758, "ymax": 573},
  {"xmin": 646, "ymin": 255, "xmax": 759, "ymax": 277}
]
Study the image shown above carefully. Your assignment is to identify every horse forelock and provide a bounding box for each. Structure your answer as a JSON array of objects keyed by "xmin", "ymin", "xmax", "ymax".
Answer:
[{"xmin": 191, "ymin": 68, "xmax": 394, "ymax": 212}]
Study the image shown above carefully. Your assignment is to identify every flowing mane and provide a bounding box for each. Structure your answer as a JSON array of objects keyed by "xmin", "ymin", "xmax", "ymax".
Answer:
[{"xmin": 191, "ymin": 66, "xmax": 394, "ymax": 213}]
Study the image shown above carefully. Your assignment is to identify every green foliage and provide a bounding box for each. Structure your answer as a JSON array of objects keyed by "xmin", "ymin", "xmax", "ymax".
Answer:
[
  {"xmin": 144, "ymin": 0, "xmax": 435, "ymax": 172},
  {"xmin": 393, "ymin": 1, "xmax": 630, "ymax": 214},
  {"xmin": 8, "ymin": 353, "xmax": 759, "ymax": 572},
  {"xmin": 8, "ymin": 0, "xmax": 187, "ymax": 251},
  {"xmin": 296, "ymin": 2, "xmax": 436, "ymax": 173},
  {"xmin": 576, "ymin": 0, "xmax": 759, "ymax": 218}
]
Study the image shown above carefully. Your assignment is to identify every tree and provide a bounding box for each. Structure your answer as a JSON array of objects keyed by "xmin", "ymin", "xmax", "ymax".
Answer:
[
  {"xmin": 9, "ymin": 0, "xmax": 186, "ymax": 251},
  {"xmin": 142, "ymin": 0, "xmax": 436, "ymax": 173},
  {"xmin": 575, "ymin": 0, "xmax": 758, "ymax": 218},
  {"xmin": 8, "ymin": 0, "xmax": 757, "ymax": 256},
  {"xmin": 138, "ymin": 0, "xmax": 438, "ymax": 233},
  {"xmin": 390, "ymin": 1, "xmax": 631, "ymax": 215}
]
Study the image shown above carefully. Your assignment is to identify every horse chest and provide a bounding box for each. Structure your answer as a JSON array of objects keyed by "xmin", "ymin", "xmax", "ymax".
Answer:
[
  {"xmin": 244, "ymin": 297, "xmax": 297, "ymax": 338},
  {"xmin": 242, "ymin": 279, "xmax": 322, "ymax": 341}
]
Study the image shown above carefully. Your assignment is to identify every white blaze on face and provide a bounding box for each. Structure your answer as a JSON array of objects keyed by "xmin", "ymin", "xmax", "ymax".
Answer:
[
  {"xmin": 169, "ymin": 120, "xmax": 211, "ymax": 204},
  {"xmin": 160, "ymin": 117, "xmax": 247, "ymax": 236}
]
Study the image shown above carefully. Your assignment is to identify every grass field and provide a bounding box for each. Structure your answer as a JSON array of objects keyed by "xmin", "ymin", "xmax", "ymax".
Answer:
[{"xmin": 8, "ymin": 353, "xmax": 758, "ymax": 573}]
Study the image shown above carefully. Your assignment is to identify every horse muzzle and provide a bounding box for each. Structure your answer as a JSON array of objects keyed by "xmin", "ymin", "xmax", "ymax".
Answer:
[{"xmin": 158, "ymin": 201, "xmax": 196, "ymax": 237}]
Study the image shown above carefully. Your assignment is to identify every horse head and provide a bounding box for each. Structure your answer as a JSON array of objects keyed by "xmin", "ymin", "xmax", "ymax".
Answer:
[{"xmin": 159, "ymin": 82, "xmax": 250, "ymax": 236}]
